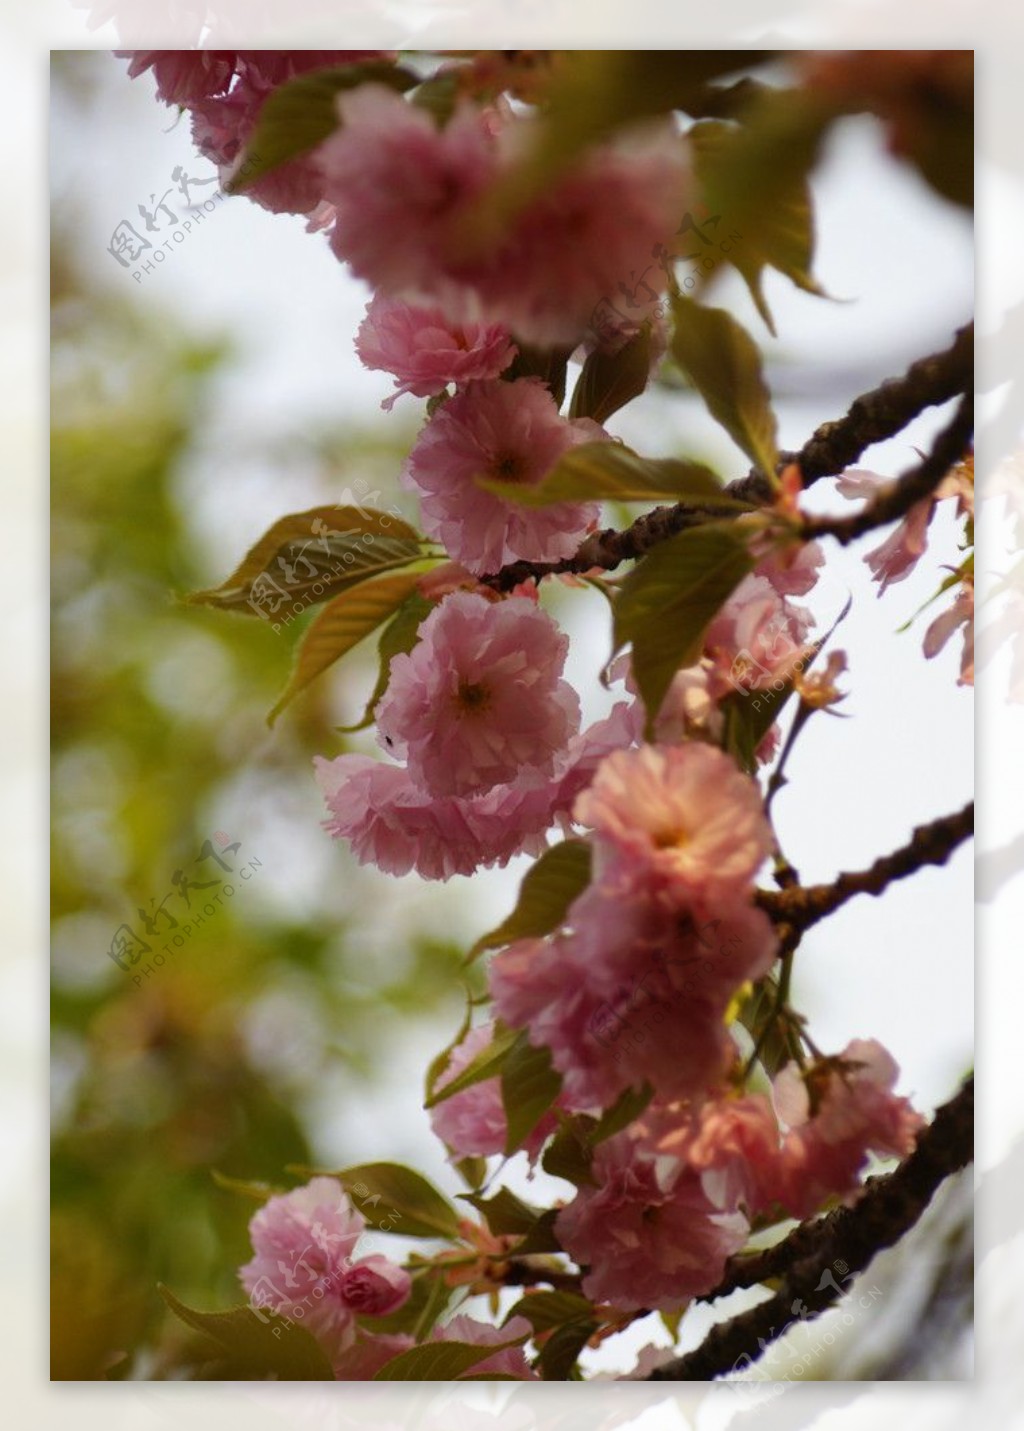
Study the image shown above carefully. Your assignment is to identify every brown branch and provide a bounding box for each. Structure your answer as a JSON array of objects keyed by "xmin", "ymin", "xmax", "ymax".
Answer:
[
  {"xmin": 797, "ymin": 395, "xmax": 973, "ymax": 547},
  {"xmin": 483, "ymin": 325, "xmax": 973, "ymax": 591},
  {"xmin": 756, "ymin": 801, "xmax": 973, "ymax": 934},
  {"xmin": 644, "ymin": 1074, "xmax": 974, "ymax": 1381},
  {"xmin": 790, "ymin": 322, "xmax": 973, "ymax": 486}
]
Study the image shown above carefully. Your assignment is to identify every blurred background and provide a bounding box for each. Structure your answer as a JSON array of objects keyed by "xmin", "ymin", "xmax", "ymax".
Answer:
[{"xmin": 50, "ymin": 50, "xmax": 974, "ymax": 1380}]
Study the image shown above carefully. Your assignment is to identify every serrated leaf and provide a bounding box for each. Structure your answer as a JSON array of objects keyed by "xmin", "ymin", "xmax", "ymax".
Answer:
[
  {"xmin": 502, "ymin": 1037, "xmax": 562, "ymax": 1156},
  {"xmin": 569, "ymin": 324, "xmax": 652, "ymax": 423},
  {"xmin": 479, "ymin": 439, "xmax": 746, "ymax": 510},
  {"xmin": 338, "ymin": 590, "xmax": 434, "ymax": 733},
  {"xmin": 687, "ymin": 104, "xmax": 831, "ymax": 332},
  {"xmin": 286, "ymin": 1162, "xmax": 459, "ymax": 1240},
  {"xmin": 467, "ymin": 840, "xmax": 592, "ymax": 962},
  {"xmin": 230, "ymin": 62, "xmax": 418, "ymax": 192},
  {"xmin": 505, "ymin": 1290, "xmax": 595, "ymax": 1335},
  {"xmin": 670, "ymin": 295, "xmax": 779, "ymax": 475},
  {"xmin": 187, "ymin": 505, "xmax": 423, "ymax": 617},
  {"xmin": 158, "ymin": 1286, "xmax": 334, "ymax": 1380},
  {"xmin": 424, "ymin": 1022, "xmax": 521, "ymax": 1109},
  {"xmin": 267, "ymin": 570, "xmax": 426, "ymax": 726},
  {"xmin": 614, "ymin": 521, "xmax": 756, "ymax": 728},
  {"xmin": 373, "ymin": 1332, "xmax": 529, "ymax": 1381}
]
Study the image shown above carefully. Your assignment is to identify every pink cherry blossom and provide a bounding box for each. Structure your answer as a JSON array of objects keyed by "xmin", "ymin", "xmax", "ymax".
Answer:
[
  {"xmin": 755, "ymin": 539, "xmax": 825, "ymax": 598},
  {"xmin": 836, "ymin": 468, "xmax": 934, "ymax": 593},
  {"xmin": 429, "ymin": 1021, "xmax": 559, "ymax": 1159},
  {"xmin": 462, "ymin": 119, "xmax": 691, "ymax": 346},
  {"xmin": 574, "ymin": 743, "xmax": 773, "ymax": 906},
  {"xmin": 356, "ymin": 294, "xmax": 516, "ymax": 410},
  {"xmin": 314, "ymin": 693, "xmax": 637, "ymax": 883},
  {"xmin": 677, "ymin": 1093, "xmax": 789, "ymax": 1217},
  {"xmin": 772, "ymin": 1039, "xmax": 925, "ymax": 1217},
  {"xmin": 703, "ymin": 574, "xmax": 815, "ymax": 699},
  {"xmin": 555, "ymin": 1131, "xmax": 748, "ymax": 1310},
  {"xmin": 191, "ymin": 77, "xmax": 328, "ymax": 217},
  {"xmin": 490, "ymin": 887, "xmax": 777, "ymax": 1110},
  {"xmin": 319, "ymin": 86, "xmax": 499, "ymax": 299},
  {"xmin": 401, "ymin": 377, "xmax": 603, "ymax": 576},
  {"xmin": 923, "ymin": 582, "xmax": 974, "ymax": 685},
  {"xmin": 338, "ymin": 1256, "xmax": 411, "ymax": 1317},
  {"xmin": 376, "ymin": 591, "xmax": 579, "ymax": 798},
  {"xmin": 434, "ymin": 1314, "xmax": 538, "ymax": 1379},
  {"xmin": 238, "ymin": 1175, "xmax": 366, "ymax": 1350},
  {"xmin": 117, "ymin": 50, "xmax": 238, "ymax": 105}
]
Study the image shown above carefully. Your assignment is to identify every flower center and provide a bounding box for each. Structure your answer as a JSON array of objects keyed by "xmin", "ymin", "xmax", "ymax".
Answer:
[
  {"xmin": 652, "ymin": 825, "xmax": 688, "ymax": 850},
  {"xmin": 493, "ymin": 451, "xmax": 526, "ymax": 483},
  {"xmin": 457, "ymin": 680, "xmax": 491, "ymax": 713}
]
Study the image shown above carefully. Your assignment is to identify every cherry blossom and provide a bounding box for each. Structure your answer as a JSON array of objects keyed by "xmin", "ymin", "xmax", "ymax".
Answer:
[
  {"xmin": 355, "ymin": 294, "xmax": 516, "ymax": 410},
  {"xmin": 402, "ymin": 377, "xmax": 603, "ymax": 575},
  {"xmin": 375, "ymin": 591, "xmax": 580, "ymax": 798}
]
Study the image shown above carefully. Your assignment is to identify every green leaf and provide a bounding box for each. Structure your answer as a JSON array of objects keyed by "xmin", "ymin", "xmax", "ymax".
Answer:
[
  {"xmin": 267, "ymin": 570, "xmax": 426, "ymax": 726},
  {"xmin": 504, "ymin": 343, "xmax": 573, "ymax": 408},
  {"xmin": 613, "ymin": 521, "xmax": 756, "ymax": 728},
  {"xmin": 687, "ymin": 100, "xmax": 832, "ymax": 332},
  {"xmin": 569, "ymin": 324, "xmax": 652, "ymax": 423},
  {"xmin": 720, "ymin": 683, "xmax": 790, "ymax": 775},
  {"xmin": 590, "ymin": 1080, "xmax": 654, "ymax": 1144},
  {"xmin": 230, "ymin": 62, "xmax": 418, "ymax": 193},
  {"xmin": 187, "ymin": 505, "xmax": 424, "ymax": 617},
  {"xmin": 535, "ymin": 1317, "xmax": 600, "ymax": 1381},
  {"xmin": 285, "ymin": 1162, "xmax": 460, "ymax": 1240},
  {"xmin": 338, "ymin": 591, "xmax": 433, "ymax": 733},
  {"xmin": 660, "ymin": 1309, "xmax": 684, "ymax": 1342},
  {"xmin": 505, "ymin": 1290, "xmax": 595, "ymax": 1335},
  {"xmin": 542, "ymin": 1119, "xmax": 598, "ymax": 1187},
  {"xmin": 424, "ymin": 1022, "xmax": 521, "ymax": 1109},
  {"xmin": 460, "ymin": 1186, "xmax": 545, "ymax": 1237},
  {"xmin": 501, "ymin": 1036, "xmax": 562, "ymax": 1156},
  {"xmin": 511, "ymin": 1208, "xmax": 562, "ymax": 1255},
  {"xmin": 373, "ymin": 1332, "xmax": 529, "ymax": 1381},
  {"xmin": 467, "ymin": 840, "xmax": 592, "ymax": 962},
  {"xmin": 479, "ymin": 439, "xmax": 747, "ymax": 510},
  {"xmin": 454, "ymin": 1156, "xmax": 488, "ymax": 1191},
  {"xmin": 210, "ymin": 1170, "xmax": 283, "ymax": 1203},
  {"xmin": 670, "ymin": 294, "xmax": 779, "ymax": 475},
  {"xmin": 158, "ymin": 1286, "xmax": 334, "ymax": 1380}
]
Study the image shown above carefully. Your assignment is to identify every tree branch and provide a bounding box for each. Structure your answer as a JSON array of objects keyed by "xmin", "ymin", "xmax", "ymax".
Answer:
[
  {"xmin": 756, "ymin": 801, "xmax": 973, "ymax": 933},
  {"xmin": 483, "ymin": 324, "xmax": 973, "ymax": 591},
  {"xmin": 644, "ymin": 1075, "xmax": 974, "ymax": 1381},
  {"xmin": 797, "ymin": 395, "xmax": 973, "ymax": 547}
]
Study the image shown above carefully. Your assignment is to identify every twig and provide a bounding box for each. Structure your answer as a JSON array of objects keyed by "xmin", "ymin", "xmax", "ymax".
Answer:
[
  {"xmin": 798, "ymin": 395, "xmax": 973, "ymax": 547},
  {"xmin": 756, "ymin": 802, "xmax": 973, "ymax": 932},
  {"xmin": 644, "ymin": 1075, "xmax": 973, "ymax": 1380}
]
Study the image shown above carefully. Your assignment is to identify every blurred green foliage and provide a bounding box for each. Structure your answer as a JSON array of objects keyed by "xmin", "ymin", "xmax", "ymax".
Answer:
[{"xmin": 50, "ymin": 237, "xmax": 473, "ymax": 1381}]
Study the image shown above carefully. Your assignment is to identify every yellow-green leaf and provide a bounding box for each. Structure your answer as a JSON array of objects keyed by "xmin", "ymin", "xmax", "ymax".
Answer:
[
  {"xmin": 670, "ymin": 295, "xmax": 779, "ymax": 476},
  {"xmin": 424, "ymin": 1022, "xmax": 520, "ymax": 1109},
  {"xmin": 467, "ymin": 840, "xmax": 592, "ymax": 962},
  {"xmin": 569, "ymin": 323, "xmax": 652, "ymax": 423},
  {"xmin": 158, "ymin": 1286, "xmax": 334, "ymax": 1380},
  {"xmin": 267, "ymin": 570, "xmax": 426, "ymax": 726},
  {"xmin": 187, "ymin": 504, "xmax": 423, "ymax": 617},
  {"xmin": 373, "ymin": 1333, "xmax": 529, "ymax": 1382},
  {"xmin": 338, "ymin": 590, "xmax": 434, "ymax": 733},
  {"xmin": 285, "ymin": 1162, "xmax": 460, "ymax": 1240}
]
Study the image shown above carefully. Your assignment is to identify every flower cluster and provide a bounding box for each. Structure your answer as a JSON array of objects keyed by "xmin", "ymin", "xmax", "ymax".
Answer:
[{"xmin": 238, "ymin": 1176, "xmax": 536, "ymax": 1379}]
